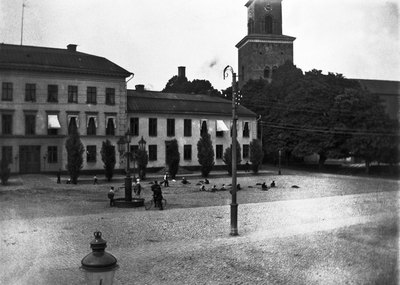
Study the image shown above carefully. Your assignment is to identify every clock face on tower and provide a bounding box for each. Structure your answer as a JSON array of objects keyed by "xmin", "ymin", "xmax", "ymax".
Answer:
[{"xmin": 264, "ymin": 3, "xmax": 272, "ymax": 13}]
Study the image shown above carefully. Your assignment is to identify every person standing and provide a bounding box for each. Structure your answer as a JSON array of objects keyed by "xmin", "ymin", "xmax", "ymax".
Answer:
[
  {"xmin": 56, "ymin": 169, "xmax": 61, "ymax": 184},
  {"xmin": 134, "ymin": 179, "xmax": 142, "ymax": 196},
  {"xmin": 107, "ymin": 187, "xmax": 115, "ymax": 206},
  {"xmin": 93, "ymin": 175, "xmax": 98, "ymax": 185},
  {"xmin": 245, "ymin": 161, "xmax": 250, "ymax": 172},
  {"xmin": 151, "ymin": 181, "xmax": 163, "ymax": 210},
  {"xmin": 163, "ymin": 172, "xmax": 169, "ymax": 187}
]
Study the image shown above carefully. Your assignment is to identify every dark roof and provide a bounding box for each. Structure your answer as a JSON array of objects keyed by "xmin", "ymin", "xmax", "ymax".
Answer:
[
  {"xmin": 236, "ymin": 34, "xmax": 296, "ymax": 49},
  {"xmin": 0, "ymin": 43, "xmax": 132, "ymax": 77},
  {"xmin": 355, "ymin": 79, "xmax": 400, "ymax": 96},
  {"xmin": 127, "ymin": 90, "xmax": 257, "ymax": 118}
]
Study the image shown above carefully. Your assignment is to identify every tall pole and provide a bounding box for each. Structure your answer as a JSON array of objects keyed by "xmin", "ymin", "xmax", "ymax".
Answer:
[
  {"xmin": 20, "ymin": 1, "xmax": 25, "ymax": 45},
  {"xmin": 224, "ymin": 65, "xmax": 238, "ymax": 236},
  {"xmin": 278, "ymin": 149, "xmax": 282, "ymax": 175},
  {"xmin": 124, "ymin": 136, "xmax": 132, "ymax": 201}
]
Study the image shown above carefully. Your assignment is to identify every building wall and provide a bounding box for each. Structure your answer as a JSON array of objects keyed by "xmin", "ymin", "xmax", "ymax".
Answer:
[
  {"xmin": 0, "ymin": 70, "xmax": 127, "ymax": 173},
  {"xmin": 238, "ymin": 40, "xmax": 293, "ymax": 86},
  {"xmin": 127, "ymin": 113, "xmax": 257, "ymax": 168}
]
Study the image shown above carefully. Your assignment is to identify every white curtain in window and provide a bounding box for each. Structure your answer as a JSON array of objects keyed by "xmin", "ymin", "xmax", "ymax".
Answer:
[
  {"xmin": 106, "ymin": 117, "xmax": 116, "ymax": 129},
  {"xmin": 47, "ymin": 114, "xmax": 61, "ymax": 129},
  {"xmin": 216, "ymin": 120, "xmax": 229, "ymax": 131},
  {"xmin": 67, "ymin": 115, "xmax": 79, "ymax": 127},
  {"xmin": 87, "ymin": 116, "xmax": 98, "ymax": 128}
]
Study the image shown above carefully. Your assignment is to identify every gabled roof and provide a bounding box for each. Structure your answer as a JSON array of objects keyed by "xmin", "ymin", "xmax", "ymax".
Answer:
[
  {"xmin": 127, "ymin": 90, "xmax": 257, "ymax": 118},
  {"xmin": 355, "ymin": 79, "xmax": 400, "ymax": 96},
  {"xmin": 0, "ymin": 43, "xmax": 132, "ymax": 78}
]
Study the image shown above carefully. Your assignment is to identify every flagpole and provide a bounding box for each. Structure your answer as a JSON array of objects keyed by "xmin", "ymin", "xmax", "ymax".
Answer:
[{"xmin": 20, "ymin": 0, "xmax": 25, "ymax": 45}]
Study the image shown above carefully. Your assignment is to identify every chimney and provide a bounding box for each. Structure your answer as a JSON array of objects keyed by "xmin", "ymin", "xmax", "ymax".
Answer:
[
  {"xmin": 135, "ymin": 84, "xmax": 145, "ymax": 92},
  {"xmin": 67, "ymin": 44, "xmax": 77, "ymax": 52},
  {"xmin": 178, "ymin": 66, "xmax": 186, "ymax": 79}
]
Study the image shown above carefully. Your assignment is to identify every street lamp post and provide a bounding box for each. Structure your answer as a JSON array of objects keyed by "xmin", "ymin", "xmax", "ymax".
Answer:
[
  {"xmin": 224, "ymin": 65, "xmax": 238, "ymax": 236},
  {"xmin": 278, "ymin": 149, "xmax": 282, "ymax": 175},
  {"xmin": 81, "ymin": 231, "xmax": 119, "ymax": 285}
]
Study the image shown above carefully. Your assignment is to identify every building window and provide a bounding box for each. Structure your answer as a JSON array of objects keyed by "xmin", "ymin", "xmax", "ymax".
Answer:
[
  {"xmin": 149, "ymin": 118, "xmax": 157, "ymax": 137},
  {"xmin": 184, "ymin": 145, "xmax": 192, "ymax": 160},
  {"xmin": 148, "ymin": 145, "xmax": 157, "ymax": 161},
  {"xmin": 106, "ymin": 117, "xmax": 115, "ymax": 136},
  {"xmin": 130, "ymin": 117, "xmax": 139, "ymax": 136},
  {"xmin": 2, "ymin": 146, "xmax": 12, "ymax": 164},
  {"xmin": 86, "ymin": 87, "xmax": 97, "ymax": 104},
  {"xmin": 243, "ymin": 144, "xmax": 250, "ymax": 159},
  {"xmin": 184, "ymin": 119, "xmax": 192, "ymax": 137},
  {"xmin": 2, "ymin": 82, "xmax": 13, "ymax": 101},
  {"xmin": 248, "ymin": 19, "xmax": 254, "ymax": 34},
  {"xmin": 68, "ymin": 116, "xmax": 79, "ymax": 134},
  {"xmin": 200, "ymin": 120, "xmax": 208, "ymax": 136},
  {"xmin": 48, "ymin": 146, "xmax": 58, "ymax": 163},
  {"xmin": 25, "ymin": 84, "xmax": 36, "ymax": 102},
  {"xmin": 216, "ymin": 145, "xmax": 223, "ymax": 159},
  {"xmin": 47, "ymin": 114, "xmax": 61, "ymax": 136},
  {"xmin": 106, "ymin": 88, "xmax": 115, "ymax": 105},
  {"xmin": 87, "ymin": 117, "xmax": 97, "ymax": 135},
  {"xmin": 86, "ymin": 145, "xmax": 97, "ymax": 163},
  {"xmin": 243, "ymin": 122, "xmax": 250, "ymax": 137},
  {"xmin": 25, "ymin": 114, "xmax": 36, "ymax": 135},
  {"xmin": 265, "ymin": 15, "xmax": 273, "ymax": 34},
  {"xmin": 167, "ymin": 118, "xmax": 175, "ymax": 137},
  {"xmin": 47, "ymin": 85, "xmax": 58, "ymax": 102},
  {"xmin": 2, "ymin": 114, "xmax": 12, "ymax": 135},
  {"xmin": 68, "ymin": 85, "xmax": 78, "ymax": 103}
]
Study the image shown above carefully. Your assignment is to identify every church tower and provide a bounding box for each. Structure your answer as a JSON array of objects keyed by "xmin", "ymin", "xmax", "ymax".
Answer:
[{"xmin": 236, "ymin": 0, "xmax": 295, "ymax": 88}]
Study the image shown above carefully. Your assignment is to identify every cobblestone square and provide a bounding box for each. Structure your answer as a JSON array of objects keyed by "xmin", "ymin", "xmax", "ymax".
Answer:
[{"xmin": 0, "ymin": 168, "xmax": 398, "ymax": 284}]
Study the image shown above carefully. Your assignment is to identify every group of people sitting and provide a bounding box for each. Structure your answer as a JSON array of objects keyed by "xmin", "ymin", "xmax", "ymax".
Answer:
[{"xmin": 261, "ymin": 180, "xmax": 276, "ymax": 190}]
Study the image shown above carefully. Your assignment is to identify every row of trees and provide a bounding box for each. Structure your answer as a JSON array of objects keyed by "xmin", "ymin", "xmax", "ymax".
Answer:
[{"xmin": 240, "ymin": 62, "xmax": 399, "ymax": 173}]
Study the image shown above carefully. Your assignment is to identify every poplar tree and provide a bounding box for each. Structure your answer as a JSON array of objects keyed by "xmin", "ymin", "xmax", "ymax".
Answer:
[
  {"xmin": 101, "ymin": 139, "xmax": 116, "ymax": 181},
  {"xmin": 197, "ymin": 125, "xmax": 215, "ymax": 177},
  {"xmin": 65, "ymin": 124, "xmax": 84, "ymax": 184}
]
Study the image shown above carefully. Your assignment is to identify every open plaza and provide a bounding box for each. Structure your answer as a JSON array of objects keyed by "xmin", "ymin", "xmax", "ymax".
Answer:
[{"xmin": 0, "ymin": 166, "xmax": 398, "ymax": 284}]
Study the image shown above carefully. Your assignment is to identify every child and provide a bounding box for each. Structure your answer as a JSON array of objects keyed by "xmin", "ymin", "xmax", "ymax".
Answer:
[{"xmin": 107, "ymin": 187, "xmax": 115, "ymax": 206}]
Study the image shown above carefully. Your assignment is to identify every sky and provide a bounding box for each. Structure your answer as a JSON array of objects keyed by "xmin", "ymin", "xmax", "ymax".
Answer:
[{"xmin": 0, "ymin": 0, "xmax": 399, "ymax": 91}]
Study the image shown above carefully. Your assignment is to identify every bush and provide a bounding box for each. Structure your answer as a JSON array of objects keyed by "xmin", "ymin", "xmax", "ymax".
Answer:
[
  {"xmin": 197, "ymin": 127, "xmax": 215, "ymax": 177},
  {"xmin": 223, "ymin": 141, "xmax": 241, "ymax": 176},
  {"xmin": 166, "ymin": 139, "xmax": 180, "ymax": 179},
  {"xmin": 65, "ymin": 125, "xmax": 84, "ymax": 184},
  {"xmin": 250, "ymin": 139, "xmax": 264, "ymax": 174},
  {"xmin": 101, "ymin": 139, "xmax": 116, "ymax": 181},
  {"xmin": 0, "ymin": 159, "xmax": 11, "ymax": 185}
]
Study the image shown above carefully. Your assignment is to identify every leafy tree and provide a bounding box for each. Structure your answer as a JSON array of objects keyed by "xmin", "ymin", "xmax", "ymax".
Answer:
[
  {"xmin": 166, "ymin": 139, "xmax": 180, "ymax": 179},
  {"xmin": 136, "ymin": 149, "xmax": 148, "ymax": 180},
  {"xmin": 332, "ymin": 89, "xmax": 398, "ymax": 173},
  {"xmin": 0, "ymin": 159, "xmax": 10, "ymax": 185},
  {"xmin": 101, "ymin": 139, "xmax": 116, "ymax": 182},
  {"xmin": 223, "ymin": 141, "xmax": 242, "ymax": 176},
  {"xmin": 197, "ymin": 125, "xmax": 215, "ymax": 177},
  {"xmin": 65, "ymin": 124, "xmax": 84, "ymax": 184},
  {"xmin": 162, "ymin": 76, "xmax": 220, "ymax": 96},
  {"xmin": 249, "ymin": 139, "xmax": 264, "ymax": 174}
]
